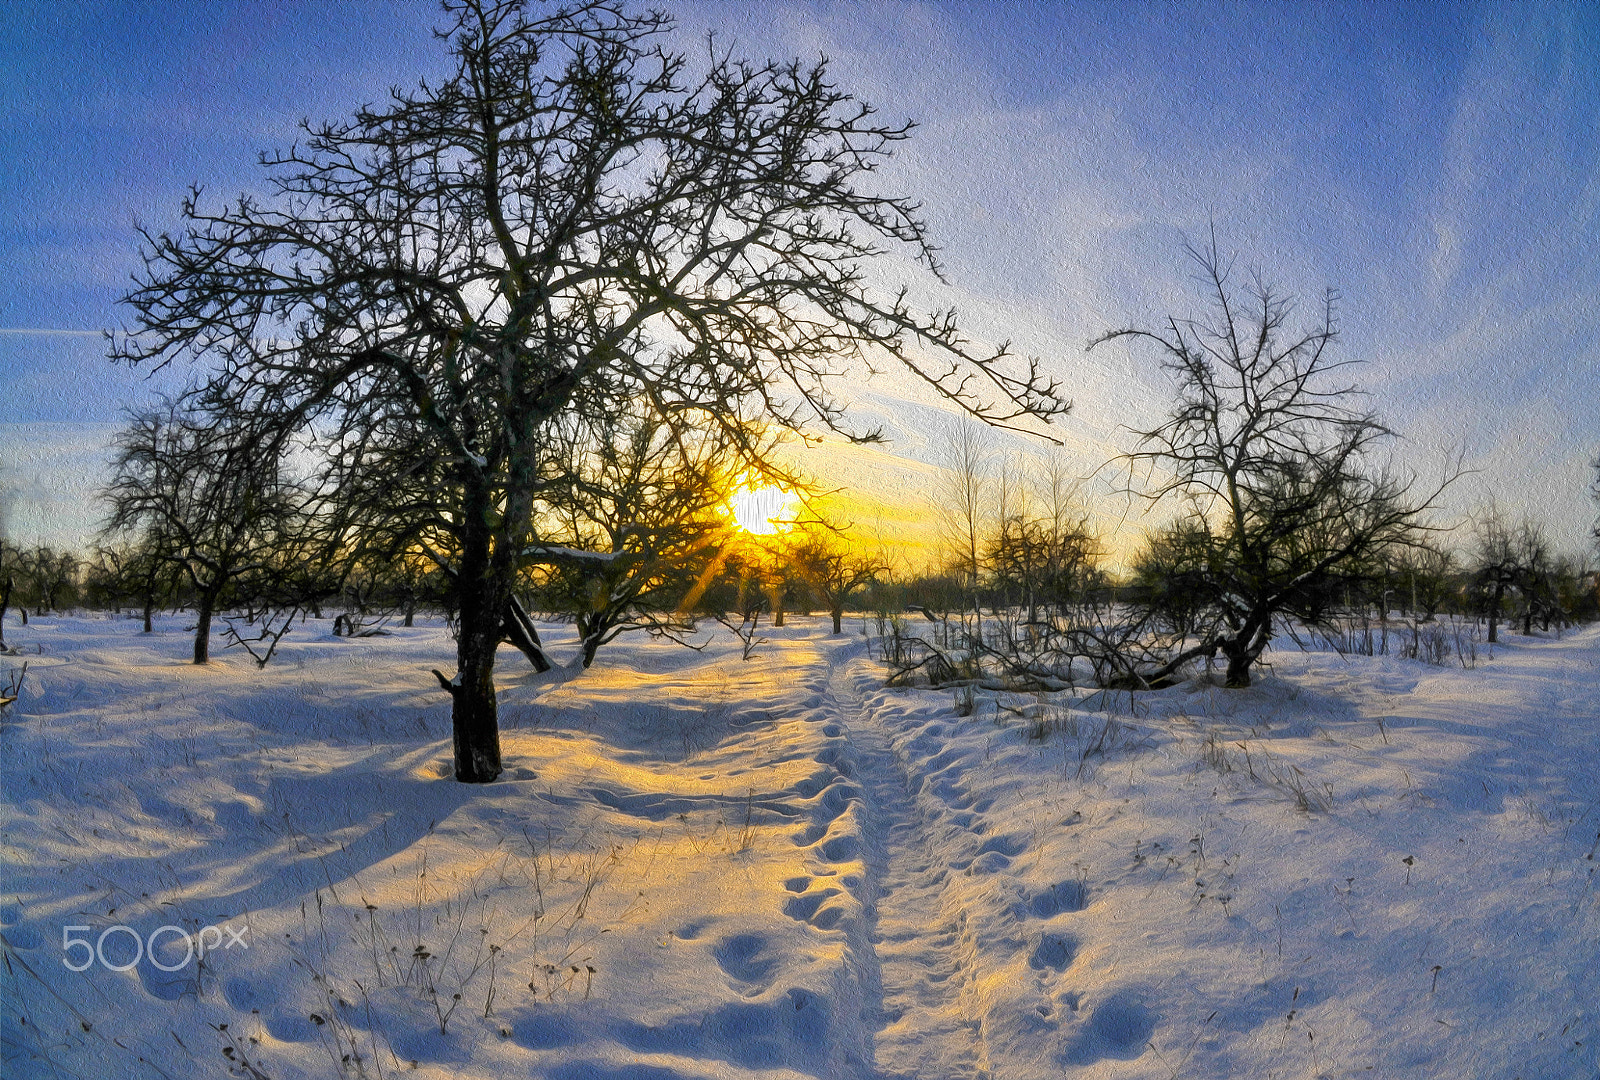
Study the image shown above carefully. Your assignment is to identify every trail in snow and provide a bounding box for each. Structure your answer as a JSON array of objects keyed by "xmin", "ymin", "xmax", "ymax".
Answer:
[{"xmin": 826, "ymin": 645, "xmax": 989, "ymax": 1080}]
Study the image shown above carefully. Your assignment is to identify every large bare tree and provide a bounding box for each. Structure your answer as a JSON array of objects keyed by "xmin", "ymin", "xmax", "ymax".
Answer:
[
  {"xmin": 112, "ymin": 0, "xmax": 1066, "ymax": 781},
  {"xmin": 1095, "ymin": 234, "xmax": 1452, "ymax": 687}
]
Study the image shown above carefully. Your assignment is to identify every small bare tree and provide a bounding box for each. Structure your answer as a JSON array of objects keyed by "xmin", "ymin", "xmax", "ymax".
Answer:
[
  {"xmin": 90, "ymin": 541, "xmax": 177, "ymax": 632},
  {"xmin": 1093, "ymin": 233, "xmax": 1453, "ymax": 687},
  {"xmin": 794, "ymin": 530, "xmax": 884, "ymax": 634},
  {"xmin": 102, "ymin": 404, "xmax": 298, "ymax": 664},
  {"xmin": 1473, "ymin": 511, "xmax": 1563, "ymax": 640},
  {"xmin": 1591, "ymin": 453, "xmax": 1600, "ymax": 551},
  {"xmin": 531, "ymin": 395, "xmax": 733, "ymax": 667},
  {"xmin": 938, "ymin": 418, "xmax": 993, "ymax": 614},
  {"xmin": 0, "ymin": 540, "xmax": 14, "ymax": 651}
]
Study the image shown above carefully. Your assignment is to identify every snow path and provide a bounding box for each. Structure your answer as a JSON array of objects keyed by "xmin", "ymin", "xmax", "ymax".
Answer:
[{"xmin": 825, "ymin": 645, "xmax": 990, "ymax": 1079}]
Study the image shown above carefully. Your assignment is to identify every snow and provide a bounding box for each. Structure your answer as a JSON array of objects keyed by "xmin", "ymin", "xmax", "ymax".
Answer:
[{"xmin": 2, "ymin": 613, "xmax": 1596, "ymax": 1079}]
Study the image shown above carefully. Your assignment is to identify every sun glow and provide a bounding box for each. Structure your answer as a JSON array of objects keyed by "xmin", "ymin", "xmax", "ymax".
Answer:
[{"xmin": 728, "ymin": 483, "xmax": 798, "ymax": 535}]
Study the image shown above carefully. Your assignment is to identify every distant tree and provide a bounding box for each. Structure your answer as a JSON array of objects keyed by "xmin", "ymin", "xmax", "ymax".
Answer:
[
  {"xmin": 1129, "ymin": 518, "xmax": 1215, "ymax": 640},
  {"xmin": 102, "ymin": 404, "xmax": 299, "ymax": 664},
  {"xmin": 794, "ymin": 530, "xmax": 884, "ymax": 634},
  {"xmin": 984, "ymin": 512, "xmax": 1100, "ymax": 625},
  {"xmin": 373, "ymin": 554, "xmax": 443, "ymax": 629},
  {"xmin": 0, "ymin": 540, "xmax": 15, "ymax": 649},
  {"xmin": 531, "ymin": 395, "xmax": 734, "ymax": 667},
  {"xmin": 86, "ymin": 541, "xmax": 181, "ymax": 627},
  {"xmin": 13, "ymin": 546, "xmax": 80, "ymax": 616},
  {"xmin": 1591, "ymin": 453, "xmax": 1599, "ymax": 551},
  {"xmin": 112, "ymin": 0, "xmax": 1065, "ymax": 781},
  {"xmin": 1093, "ymin": 234, "xmax": 1452, "ymax": 687},
  {"xmin": 1032, "ymin": 454, "xmax": 1100, "ymax": 616},
  {"xmin": 1394, "ymin": 543, "xmax": 1457, "ymax": 621},
  {"xmin": 1469, "ymin": 509, "xmax": 1543, "ymax": 643},
  {"xmin": 938, "ymin": 419, "xmax": 993, "ymax": 614},
  {"xmin": 984, "ymin": 513, "xmax": 1041, "ymax": 616},
  {"xmin": 1552, "ymin": 554, "xmax": 1598, "ymax": 625},
  {"xmin": 1512, "ymin": 521, "xmax": 1557, "ymax": 635}
]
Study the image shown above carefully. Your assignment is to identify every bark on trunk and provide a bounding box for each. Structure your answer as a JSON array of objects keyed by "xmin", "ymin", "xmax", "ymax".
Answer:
[
  {"xmin": 1487, "ymin": 582, "xmax": 1503, "ymax": 644},
  {"xmin": 439, "ymin": 510, "xmax": 504, "ymax": 784},
  {"xmin": 831, "ymin": 608, "xmax": 842, "ymax": 635},
  {"xmin": 142, "ymin": 592, "xmax": 155, "ymax": 633},
  {"xmin": 1220, "ymin": 623, "xmax": 1265, "ymax": 689},
  {"xmin": 443, "ymin": 615, "xmax": 503, "ymax": 783},
  {"xmin": 193, "ymin": 590, "xmax": 216, "ymax": 664},
  {"xmin": 502, "ymin": 595, "xmax": 552, "ymax": 672}
]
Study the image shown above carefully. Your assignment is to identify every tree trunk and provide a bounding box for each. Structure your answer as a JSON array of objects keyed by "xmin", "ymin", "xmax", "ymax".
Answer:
[
  {"xmin": 441, "ymin": 519, "xmax": 504, "ymax": 784},
  {"xmin": 0, "ymin": 575, "xmax": 10, "ymax": 650},
  {"xmin": 1222, "ymin": 646, "xmax": 1252, "ymax": 688},
  {"xmin": 831, "ymin": 607, "xmax": 842, "ymax": 635},
  {"xmin": 502, "ymin": 595, "xmax": 552, "ymax": 672},
  {"xmin": 193, "ymin": 588, "xmax": 217, "ymax": 664},
  {"xmin": 1487, "ymin": 581, "xmax": 1503, "ymax": 643},
  {"xmin": 442, "ymin": 615, "xmax": 503, "ymax": 782},
  {"xmin": 142, "ymin": 590, "xmax": 155, "ymax": 633},
  {"xmin": 1220, "ymin": 619, "xmax": 1269, "ymax": 688}
]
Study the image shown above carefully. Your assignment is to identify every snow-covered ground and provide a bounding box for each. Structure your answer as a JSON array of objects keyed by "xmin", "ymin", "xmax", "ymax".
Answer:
[{"xmin": 2, "ymin": 613, "xmax": 1596, "ymax": 1079}]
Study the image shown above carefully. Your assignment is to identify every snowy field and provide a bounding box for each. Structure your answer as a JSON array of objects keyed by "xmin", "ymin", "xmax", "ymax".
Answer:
[{"xmin": 2, "ymin": 613, "xmax": 1596, "ymax": 1080}]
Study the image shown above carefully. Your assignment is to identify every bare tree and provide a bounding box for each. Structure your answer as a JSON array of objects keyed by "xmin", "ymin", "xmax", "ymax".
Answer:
[
  {"xmin": 111, "ymin": 0, "xmax": 1066, "ymax": 781},
  {"xmin": 7, "ymin": 546, "xmax": 81, "ymax": 618},
  {"xmin": 0, "ymin": 540, "xmax": 14, "ymax": 650},
  {"xmin": 938, "ymin": 418, "xmax": 993, "ymax": 614},
  {"xmin": 102, "ymin": 404, "xmax": 298, "ymax": 664},
  {"xmin": 1471, "ymin": 509, "xmax": 1520, "ymax": 644},
  {"xmin": 1591, "ymin": 453, "xmax": 1600, "ymax": 551},
  {"xmin": 1473, "ymin": 511, "xmax": 1564, "ymax": 639},
  {"xmin": 532, "ymin": 394, "xmax": 733, "ymax": 666},
  {"xmin": 1394, "ymin": 542, "xmax": 1456, "ymax": 622},
  {"xmin": 794, "ymin": 529, "xmax": 884, "ymax": 634},
  {"xmin": 1093, "ymin": 234, "xmax": 1452, "ymax": 687},
  {"xmin": 88, "ymin": 542, "xmax": 176, "ymax": 632}
]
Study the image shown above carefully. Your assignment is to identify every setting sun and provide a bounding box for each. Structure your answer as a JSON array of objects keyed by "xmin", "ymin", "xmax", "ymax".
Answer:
[{"xmin": 728, "ymin": 482, "xmax": 798, "ymax": 535}]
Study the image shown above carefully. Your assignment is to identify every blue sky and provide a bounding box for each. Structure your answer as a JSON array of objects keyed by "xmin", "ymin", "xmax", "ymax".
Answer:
[{"xmin": 2, "ymin": 0, "xmax": 1596, "ymax": 555}]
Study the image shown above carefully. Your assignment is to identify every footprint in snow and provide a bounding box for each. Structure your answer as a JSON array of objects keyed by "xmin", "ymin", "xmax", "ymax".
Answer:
[
  {"xmin": 712, "ymin": 933, "xmax": 779, "ymax": 989},
  {"xmin": 1061, "ymin": 991, "xmax": 1158, "ymax": 1065},
  {"xmin": 783, "ymin": 887, "xmax": 847, "ymax": 929},
  {"xmin": 1028, "ymin": 932, "xmax": 1078, "ymax": 972},
  {"xmin": 816, "ymin": 832, "xmax": 860, "ymax": 862},
  {"xmin": 1021, "ymin": 880, "xmax": 1089, "ymax": 918}
]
